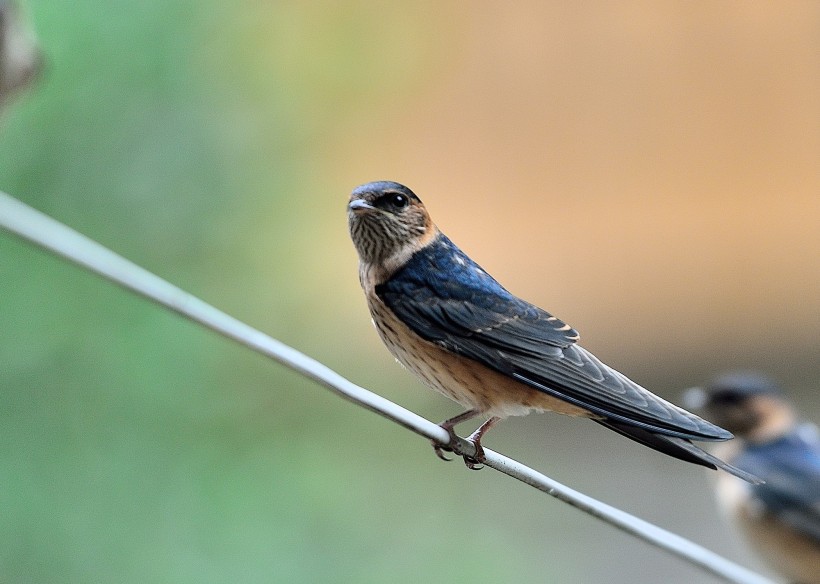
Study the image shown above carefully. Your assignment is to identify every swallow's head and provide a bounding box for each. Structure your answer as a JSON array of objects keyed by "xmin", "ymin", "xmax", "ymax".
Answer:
[
  {"xmin": 683, "ymin": 371, "xmax": 793, "ymax": 440},
  {"xmin": 348, "ymin": 181, "xmax": 435, "ymax": 265}
]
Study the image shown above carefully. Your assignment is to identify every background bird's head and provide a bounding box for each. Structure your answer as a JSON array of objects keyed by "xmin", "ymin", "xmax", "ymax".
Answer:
[
  {"xmin": 683, "ymin": 371, "xmax": 795, "ymax": 442},
  {"xmin": 347, "ymin": 181, "xmax": 435, "ymax": 267}
]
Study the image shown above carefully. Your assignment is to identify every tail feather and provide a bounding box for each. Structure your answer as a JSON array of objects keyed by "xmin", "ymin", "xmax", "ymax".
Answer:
[{"xmin": 595, "ymin": 419, "xmax": 763, "ymax": 484}]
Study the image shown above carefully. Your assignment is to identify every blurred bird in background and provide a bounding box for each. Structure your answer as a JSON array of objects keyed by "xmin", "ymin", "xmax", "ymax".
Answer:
[
  {"xmin": 347, "ymin": 180, "xmax": 759, "ymax": 483},
  {"xmin": 0, "ymin": 0, "xmax": 41, "ymax": 109},
  {"xmin": 684, "ymin": 372, "xmax": 820, "ymax": 584}
]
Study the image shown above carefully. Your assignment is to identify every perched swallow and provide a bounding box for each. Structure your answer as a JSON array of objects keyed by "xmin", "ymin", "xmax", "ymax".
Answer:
[
  {"xmin": 684, "ymin": 372, "xmax": 820, "ymax": 583},
  {"xmin": 348, "ymin": 180, "xmax": 759, "ymax": 483}
]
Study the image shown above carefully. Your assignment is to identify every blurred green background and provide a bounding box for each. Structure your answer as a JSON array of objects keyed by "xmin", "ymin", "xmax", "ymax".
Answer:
[{"xmin": 1, "ymin": 2, "xmax": 818, "ymax": 583}]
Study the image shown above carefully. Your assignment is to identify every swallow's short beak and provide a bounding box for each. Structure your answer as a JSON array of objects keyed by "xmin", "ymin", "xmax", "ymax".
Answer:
[{"xmin": 348, "ymin": 199, "xmax": 376, "ymax": 213}]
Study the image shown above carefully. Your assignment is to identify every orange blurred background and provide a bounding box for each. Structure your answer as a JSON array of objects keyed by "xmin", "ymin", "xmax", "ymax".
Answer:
[{"xmin": 331, "ymin": 3, "xmax": 819, "ymax": 384}]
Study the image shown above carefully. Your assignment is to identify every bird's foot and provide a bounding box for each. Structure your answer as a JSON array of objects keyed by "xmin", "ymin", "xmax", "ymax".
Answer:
[
  {"xmin": 461, "ymin": 426, "xmax": 489, "ymax": 470},
  {"xmin": 431, "ymin": 413, "xmax": 498, "ymax": 470},
  {"xmin": 431, "ymin": 423, "xmax": 459, "ymax": 462},
  {"xmin": 461, "ymin": 439, "xmax": 486, "ymax": 470},
  {"xmin": 431, "ymin": 436, "xmax": 484, "ymax": 469},
  {"xmin": 432, "ymin": 442, "xmax": 454, "ymax": 462},
  {"xmin": 431, "ymin": 410, "xmax": 480, "ymax": 463}
]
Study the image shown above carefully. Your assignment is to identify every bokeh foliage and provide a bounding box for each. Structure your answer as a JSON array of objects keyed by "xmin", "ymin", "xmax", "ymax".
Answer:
[{"xmin": 1, "ymin": 2, "xmax": 548, "ymax": 583}]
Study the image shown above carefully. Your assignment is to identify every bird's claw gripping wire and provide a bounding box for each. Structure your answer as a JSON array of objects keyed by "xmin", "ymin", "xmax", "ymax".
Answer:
[{"xmin": 431, "ymin": 421, "xmax": 489, "ymax": 470}]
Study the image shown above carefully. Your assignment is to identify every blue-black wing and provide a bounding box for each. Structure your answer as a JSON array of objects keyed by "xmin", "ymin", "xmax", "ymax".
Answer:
[{"xmin": 377, "ymin": 234, "xmax": 732, "ymax": 441}]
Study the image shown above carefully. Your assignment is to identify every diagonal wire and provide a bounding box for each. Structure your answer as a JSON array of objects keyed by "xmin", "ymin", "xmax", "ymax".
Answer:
[{"xmin": 0, "ymin": 191, "xmax": 775, "ymax": 584}]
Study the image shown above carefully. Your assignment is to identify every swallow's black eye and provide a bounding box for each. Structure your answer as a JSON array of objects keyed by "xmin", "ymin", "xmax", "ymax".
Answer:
[
  {"xmin": 375, "ymin": 192, "xmax": 410, "ymax": 211},
  {"xmin": 390, "ymin": 193, "xmax": 408, "ymax": 209}
]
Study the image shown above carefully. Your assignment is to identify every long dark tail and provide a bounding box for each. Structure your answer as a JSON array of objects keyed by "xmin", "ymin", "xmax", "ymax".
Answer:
[{"xmin": 595, "ymin": 419, "xmax": 763, "ymax": 484}]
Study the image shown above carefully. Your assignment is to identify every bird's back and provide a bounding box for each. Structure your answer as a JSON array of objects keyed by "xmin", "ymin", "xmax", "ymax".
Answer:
[{"xmin": 378, "ymin": 233, "xmax": 732, "ymax": 441}]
